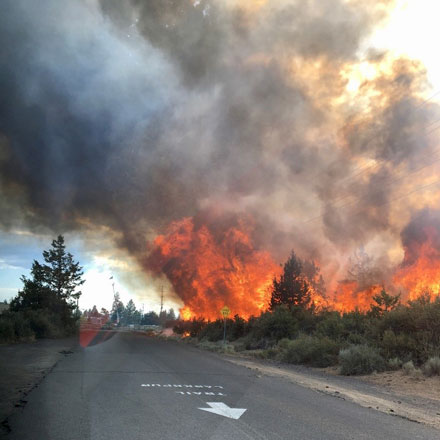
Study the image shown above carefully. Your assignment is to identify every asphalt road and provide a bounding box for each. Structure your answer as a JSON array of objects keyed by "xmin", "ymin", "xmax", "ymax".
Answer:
[{"xmin": 7, "ymin": 332, "xmax": 439, "ymax": 439}]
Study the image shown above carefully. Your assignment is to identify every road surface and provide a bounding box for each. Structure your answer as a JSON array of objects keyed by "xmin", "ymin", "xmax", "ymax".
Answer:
[{"xmin": 7, "ymin": 332, "xmax": 439, "ymax": 439}]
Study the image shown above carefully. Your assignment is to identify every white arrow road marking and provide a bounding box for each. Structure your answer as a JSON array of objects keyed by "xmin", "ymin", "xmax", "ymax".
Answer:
[{"xmin": 198, "ymin": 402, "xmax": 247, "ymax": 420}]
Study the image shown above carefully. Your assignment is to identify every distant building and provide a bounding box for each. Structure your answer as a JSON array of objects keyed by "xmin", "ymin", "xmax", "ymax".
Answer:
[{"xmin": 0, "ymin": 303, "xmax": 10, "ymax": 314}]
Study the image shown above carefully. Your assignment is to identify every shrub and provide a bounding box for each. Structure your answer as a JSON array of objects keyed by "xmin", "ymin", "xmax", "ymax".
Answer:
[
  {"xmin": 377, "ymin": 297, "xmax": 440, "ymax": 363},
  {"xmin": 12, "ymin": 312, "xmax": 34, "ymax": 340},
  {"xmin": 379, "ymin": 329, "xmax": 417, "ymax": 362},
  {"xmin": 402, "ymin": 360, "xmax": 416, "ymax": 375},
  {"xmin": 339, "ymin": 345, "xmax": 386, "ymax": 375},
  {"xmin": 402, "ymin": 360, "xmax": 423, "ymax": 378},
  {"xmin": 198, "ymin": 320, "xmax": 224, "ymax": 342},
  {"xmin": 281, "ymin": 334, "xmax": 340, "ymax": 367},
  {"xmin": 423, "ymin": 356, "xmax": 440, "ymax": 377},
  {"xmin": 251, "ymin": 307, "xmax": 298, "ymax": 342},
  {"xmin": 315, "ymin": 312, "xmax": 345, "ymax": 341},
  {"xmin": 26, "ymin": 309, "xmax": 63, "ymax": 338},
  {"xmin": 387, "ymin": 357, "xmax": 402, "ymax": 371},
  {"xmin": 0, "ymin": 312, "xmax": 35, "ymax": 343},
  {"xmin": 230, "ymin": 315, "xmax": 247, "ymax": 340},
  {"xmin": 0, "ymin": 316, "xmax": 15, "ymax": 343},
  {"xmin": 173, "ymin": 318, "xmax": 207, "ymax": 338}
]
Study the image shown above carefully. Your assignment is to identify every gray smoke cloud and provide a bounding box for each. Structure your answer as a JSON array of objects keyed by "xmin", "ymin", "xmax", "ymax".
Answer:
[{"xmin": 1, "ymin": 0, "xmax": 439, "ymax": 294}]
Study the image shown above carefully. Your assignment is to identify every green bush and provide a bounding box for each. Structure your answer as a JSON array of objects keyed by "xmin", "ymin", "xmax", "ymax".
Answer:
[
  {"xmin": 281, "ymin": 334, "xmax": 340, "ymax": 367},
  {"xmin": 315, "ymin": 312, "xmax": 345, "ymax": 341},
  {"xmin": 402, "ymin": 360, "xmax": 416, "ymax": 375},
  {"xmin": 12, "ymin": 312, "xmax": 34, "ymax": 340},
  {"xmin": 379, "ymin": 329, "xmax": 417, "ymax": 362},
  {"xmin": 377, "ymin": 297, "xmax": 440, "ymax": 363},
  {"xmin": 423, "ymin": 356, "xmax": 440, "ymax": 377},
  {"xmin": 0, "ymin": 312, "xmax": 35, "ymax": 343},
  {"xmin": 26, "ymin": 309, "xmax": 63, "ymax": 338},
  {"xmin": 387, "ymin": 357, "xmax": 402, "ymax": 370},
  {"xmin": 0, "ymin": 316, "xmax": 15, "ymax": 343},
  {"xmin": 339, "ymin": 345, "xmax": 386, "ymax": 375},
  {"xmin": 173, "ymin": 317, "xmax": 207, "ymax": 338},
  {"xmin": 198, "ymin": 320, "xmax": 224, "ymax": 341},
  {"xmin": 251, "ymin": 306, "xmax": 298, "ymax": 342}
]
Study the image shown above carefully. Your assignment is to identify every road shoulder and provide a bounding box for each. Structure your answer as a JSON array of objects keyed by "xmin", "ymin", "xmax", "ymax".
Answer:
[
  {"xmin": 0, "ymin": 337, "xmax": 77, "ymax": 435},
  {"xmin": 221, "ymin": 354, "xmax": 440, "ymax": 430}
]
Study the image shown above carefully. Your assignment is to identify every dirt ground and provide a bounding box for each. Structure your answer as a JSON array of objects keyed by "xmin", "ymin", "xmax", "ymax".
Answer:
[{"xmin": 359, "ymin": 370, "xmax": 440, "ymax": 402}]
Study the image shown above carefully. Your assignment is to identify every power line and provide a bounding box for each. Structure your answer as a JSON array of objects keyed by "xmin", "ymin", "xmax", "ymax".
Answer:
[
  {"xmin": 303, "ymin": 158, "xmax": 440, "ymax": 225},
  {"xmin": 304, "ymin": 88, "xmax": 440, "ymax": 192},
  {"xmin": 319, "ymin": 143, "xmax": 440, "ymax": 213},
  {"xmin": 302, "ymin": 177, "xmax": 440, "ymax": 258}
]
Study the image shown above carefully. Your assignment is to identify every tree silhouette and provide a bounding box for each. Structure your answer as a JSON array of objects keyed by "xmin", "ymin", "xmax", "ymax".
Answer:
[
  {"xmin": 370, "ymin": 289, "xmax": 400, "ymax": 316},
  {"xmin": 10, "ymin": 235, "xmax": 84, "ymax": 329},
  {"xmin": 270, "ymin": 251, "xmax": 311, "ymax": 310},
  {"xmin": 42, "ymin": 235, "xmax": 84, "ymax": 302}
]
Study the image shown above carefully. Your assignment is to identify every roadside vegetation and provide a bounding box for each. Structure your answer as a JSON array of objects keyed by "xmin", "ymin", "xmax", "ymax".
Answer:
[
  {"xmin": 107, "ymin": 293, "xmax": 177, "ymax": 327},
  {"xmin": 0, "ymin": 236, "xmax": 83, "ymax": 343},
  {"xmin": 174, "ymin": 251, "xmax": 440, "ymax": 377}
]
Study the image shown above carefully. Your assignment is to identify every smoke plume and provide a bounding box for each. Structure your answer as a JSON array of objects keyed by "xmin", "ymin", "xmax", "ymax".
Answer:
[{"xmin": 1, "ymin": 0, "xmax": 440, "ymax": 311}]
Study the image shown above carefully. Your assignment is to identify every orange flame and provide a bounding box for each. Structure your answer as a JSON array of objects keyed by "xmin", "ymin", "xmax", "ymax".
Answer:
[
  {"xmin": 148, "ymin": 214, "xmax": 440, "ymax": 319},
  {"xmin": 394, "ymin": 226, "xmax": 440, "ymax": 300},
  {"xmin": 332, "ymin": 280, "xmax": 383, "ymax": 313},
  {"xmin": 148, "ymin": 215, "xmax": 281, "ymax": 320}
]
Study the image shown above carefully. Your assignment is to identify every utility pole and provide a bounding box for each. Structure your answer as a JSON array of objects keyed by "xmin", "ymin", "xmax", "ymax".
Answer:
[
  {"xmin": 110, "ymin": 275, "xmax": 115, "ymax": 297},
  {"xmin": 110, "ymin": 276, "xmax": 118, "ymax": 325},
  {"xmin": 160, "ymin": 285, "xmax": 164, "ymax": 316}
]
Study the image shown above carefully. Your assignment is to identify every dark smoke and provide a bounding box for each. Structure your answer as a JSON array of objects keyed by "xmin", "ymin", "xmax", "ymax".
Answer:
[
  {"xmin": 1, "ymin": 0, "xmax": 439, "ymax": 293},
  {"xmin": 400, "ymin": 209, "xmax": 440, "ymax": 267}
]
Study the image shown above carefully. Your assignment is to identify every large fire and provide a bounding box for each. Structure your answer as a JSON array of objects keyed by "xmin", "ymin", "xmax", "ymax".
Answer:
[
  {"xmin": 148, "ymin": 212, "xmax": 440, "ymax": 319},
  {"xmin": 147, "ymin": 215, "xmax": 282, "ymax": 320},
  {"xmin": 331, "ymin": 281, "xmax": 383, "ymax": 313},
  {"xmin": 394, "ymin": 226, "xmax": 440, "ymax": 300}
]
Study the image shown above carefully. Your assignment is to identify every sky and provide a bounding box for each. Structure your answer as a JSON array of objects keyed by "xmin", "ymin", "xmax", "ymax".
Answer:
[
  {"xmin": 1, "ymin": 0, "xmax": 440, "ymax": 314},
  {"xmin": 0, "ymin": 229, "xmax": 173, "ymax": 312}
]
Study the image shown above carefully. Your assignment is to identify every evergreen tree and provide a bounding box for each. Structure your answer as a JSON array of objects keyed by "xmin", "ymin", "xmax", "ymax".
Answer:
[
  {"xmin": 11, "ymin": 236, "xmax": 84, "ymax": 311},
  {"xmin": 11, "ymin": 261, "xmax": 56, "ymax": 311},
  {"xmin": 42, "ymin": 235, "xmax": 84, "ymax": 302},
  {"xmin": 124, "ymin": 299, "xmax": 137, "ymax": 324},
  {"xmin": 370, "ymin": 289, "xmax": 400, "ymax": 316},
  {"xmin": 111, "ymin": 293, "xmax": 124, "ymax": 324},
  {"xmin": 167, "ymin": 308, "xmax": 176, "ymax": 321},
  {"xmin": 10, "ymin": 235, "xmax": 84, "ymax": 332},
  {"xmin": 141, "ymin": 311, "xmax": 160, "ymax": 325},
  {"xmin": 270, "ymin": 251, "xmax": 311, "ymax": 310}
]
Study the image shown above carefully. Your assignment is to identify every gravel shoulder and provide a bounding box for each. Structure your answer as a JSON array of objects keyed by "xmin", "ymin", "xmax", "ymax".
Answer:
[
  {"xmin": 221, "ymin": 353, "xmax": 440, "ymax": 430},
  {"xmin": 0, "ymin": 337, "xmax": 77, "ymax": 434}
]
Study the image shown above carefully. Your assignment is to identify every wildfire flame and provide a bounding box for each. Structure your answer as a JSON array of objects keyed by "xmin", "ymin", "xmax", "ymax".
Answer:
[
  {"xmin": 332, "ymin": 280, "xmax": 383, "ymax": 313},
  {"xmin": 148, "ymin": 211, "xmax": 440, "ymax": 319},
  {"xmin": 394, "ymin": 226, "xmax": 440, "ymax": 300},
  {"xmin": 147, "ymin": 215, "xmax": 281, "ymax": 320}
]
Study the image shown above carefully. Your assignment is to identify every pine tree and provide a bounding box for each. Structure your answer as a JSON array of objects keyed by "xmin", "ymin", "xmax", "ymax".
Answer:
[
  {"xmin": 125, "ymin": 299, "xmax": 137, "ymax": 324},
  {"xmin": 370, "ymin": 289, "xmax": 400, "ymax": 316},
  {"xmin": 11, "ymin": 236, "xmax": 84, "ymax": 312},
  {"xmin": 42, "ymin": 235, "xmax": 84, "ymax": 302},
  {"xmin": 269, "ymin": 251, "xmax": 311, "ymax": 310},
  {"xmin": 10, "ymin": 236, "xmax": 84, "ymax": 332},
  {"xmin": 111, "ymin": 293, "xmax": 124, "ymax": 324}
]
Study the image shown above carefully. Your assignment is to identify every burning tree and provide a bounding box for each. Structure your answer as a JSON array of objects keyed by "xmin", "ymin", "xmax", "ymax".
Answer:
[
  {"xmin": 269, "ymin": 251, "xmax": 311, "ymax": 310},
  {"xmin": 370, "ymin": 289, "xmax": 400, "ymax": 316}
]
